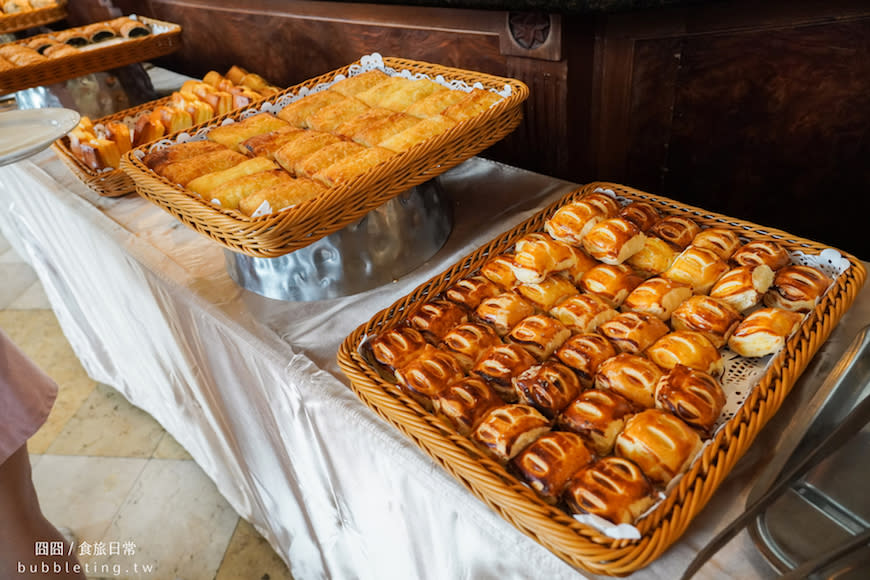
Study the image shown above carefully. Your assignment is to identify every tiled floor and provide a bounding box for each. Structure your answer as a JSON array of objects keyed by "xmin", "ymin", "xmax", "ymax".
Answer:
[{"xmin": 1, "ymin": 230, "xmax": 293, "ymax": 579}]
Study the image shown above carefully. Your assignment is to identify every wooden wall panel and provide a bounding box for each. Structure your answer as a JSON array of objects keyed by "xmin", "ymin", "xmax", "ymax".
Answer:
[
  {"xmin": 69, "ymin": 0, "xmax": 576, "ymax": 180},
  {"xmin": 624, "ymin": 36, "xmax": 682, "ymax": 192},
  {"xmin": 626, "ymin": 18, "xmax": 870, "ymax": 254},
  {"xmin": 594, "ymin": 2, "xmax": 870, "ymax": 256}
]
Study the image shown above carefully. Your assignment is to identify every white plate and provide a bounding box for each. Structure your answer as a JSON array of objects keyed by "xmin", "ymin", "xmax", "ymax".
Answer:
[{"xmin": 0, "ymin": 108, "xmax": 80, "ymax": 167}]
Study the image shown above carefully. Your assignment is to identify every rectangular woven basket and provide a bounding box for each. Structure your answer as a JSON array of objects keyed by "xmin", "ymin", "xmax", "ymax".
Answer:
[
  {"xmin": 0, "ymin": 16, "xmax": 181, "ymax": 94},
  {"xmin": 336, "ymin": 181, "xmax": 866, "ymax": 576},
  {"xmin": 119, "ymin": 55, "xmax": 529, "ymax": 258},
  {"xmin": 0, "ymin": 0, "xmax": 66, "ymax": 35},
  {"xmin": 51, "ymin": 96, "xmax": 171, "ymax": 198}
]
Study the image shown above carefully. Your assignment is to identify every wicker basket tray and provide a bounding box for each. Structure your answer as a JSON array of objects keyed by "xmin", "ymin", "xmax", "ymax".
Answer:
[
  {"xmin": 50, "ymin": 96, "xmax": 166, "ymax": 197},
  {"xmin": 0, "ymin": 1, "xmax": 66, "ymax": 34},
  {"xmin": 0, "ymin": 16, "xmax": 181, "ymax": 94},
  {"xmin": 119, "ymin": 55, "xmax": 528, "ymax": 258},
  {"xmin": 336, "ymin": 181, "xmax": 866, "ymax": 576}
]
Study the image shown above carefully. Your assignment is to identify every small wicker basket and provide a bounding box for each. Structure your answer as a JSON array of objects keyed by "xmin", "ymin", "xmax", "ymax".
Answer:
[
  {"xmin": 120, "ymin": 55, "xmax": 529, "ymax": 258},
  {"xmin": 337, "ymin": 181, "xmax": 866, "ymax": 576},
  {"xmin": 0, "ymin": 16, "xmax": 181, "ymax": 94},
  {"xmin": 54, "ymin": 95, "xmax": 186, "ymax": 198},
  {"xmin": 0, "ymin": 0, "xmax": 66, "ymax": 35}
]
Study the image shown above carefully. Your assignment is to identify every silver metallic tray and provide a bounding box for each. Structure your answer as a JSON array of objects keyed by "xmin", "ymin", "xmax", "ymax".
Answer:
[{"xmin": 749, "ymin": 324, "xmax": 870, "ymax": 577}]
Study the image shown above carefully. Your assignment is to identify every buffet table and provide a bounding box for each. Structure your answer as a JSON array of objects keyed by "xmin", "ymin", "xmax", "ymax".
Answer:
[{"xmin": 1, "ymin": 150, "xmax": 867, "ymax": 579}]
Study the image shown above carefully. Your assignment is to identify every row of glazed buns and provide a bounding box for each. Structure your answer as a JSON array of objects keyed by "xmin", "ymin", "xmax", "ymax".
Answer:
[
  {"xmin": 0, "ymin": 0, "xmax": 56, "ymax": 15},
  {"xmin": 65, "ymin": 66, "xmax": 280, "ymax": 171},
  {"xmin": 142, "ymin": 69, "xmax": 503, "ymax": 217},
  {"xmin": 366, "ymin": 190, "xmax": 833, "ymax": 526},
  {"xmin": 0, "ymin": 16, "xmax": 150, "ymax": 70}
]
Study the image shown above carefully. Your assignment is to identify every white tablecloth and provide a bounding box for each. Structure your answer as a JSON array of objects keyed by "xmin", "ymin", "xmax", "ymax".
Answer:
[{"xmin": 1, "ymin": 150, "xmax": 867, "ymax": 580}]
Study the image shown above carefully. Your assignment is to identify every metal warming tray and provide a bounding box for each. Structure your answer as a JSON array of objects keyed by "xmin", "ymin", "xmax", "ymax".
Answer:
[
  {"xmin": 225, "ymin": 179, "xmax": 453, "ymax": 301},
  {"xmin": 749, "ymin": 324, "xmax": 870, "ymax": 577}
]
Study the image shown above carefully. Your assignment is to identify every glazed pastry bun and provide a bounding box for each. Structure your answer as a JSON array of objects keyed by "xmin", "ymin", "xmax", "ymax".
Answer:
[
  {"xmin": 516, "ymin": 275, "xmax": 579, "ymax": 310},
  {"xmin": 563, "ymin": 456, "xmax": 655, "ymax": 524},
  {"xmin": 432, "ymin": 376, "xmax": 504, "ymax": 436},
  {"xmin": 595, "ymin": 353, "xmax": 664, "ymax": 409},
  {"xmin": 615, "ymin": 409, "xmax": 703, "ymax": 485},
  {"xmin": 440, "ymin": 322, "xmax": 503, "ymax": 371},
  {"xmin": 655, "ymin": 365, "xmax": 726, "ymax": 435},
  {"xmin": 557, "ymin": 389, "xmax": 636, "ymax": 455},
  {"xmin": 545, "ymin": 199, "xmax": 609, "ymax": 245},
  {"xmin": 560, "ymin": 247, "xmax": 600, "ymax": 286},
  {"xmin": 663, "ymin": 246, "xmax": 730, "ymax": 294},
  {"xmin": 409, "ymin": 299, "xmax": 468, "ymax": 342},
  {"xmin": 597, "ymin": 311, "xmax": 670, "ymax": 355},
  {"xmin": 555, "ymin": 332, "xmax": 617, "ymax": 386},
  {"xmin": 648, "ymin": 215, "xmax": 701, "ymax": 250},
  {"xmin": 471, "ymin": 404, "xmax": 551, "ymax": 463},
  {"xmin": 581, "ymin": 217, "xmax": 647, "ymax": 265},
  {"xmin": 622, "ymin": 277, "xmax": 693, "ymax": 321},
  {"xmin": 507, "ymin": 314, "xmax": 571, "ymax": 360},
  {"xmin": 709, "ymin": 264, "xmax": 775, "ymax": 312},
  {"xmin": 579, "ymin": 264, "xmax": 644, "ymax": 308},
  {"xmin": 626, "ymin": 236, "xmax": 678, "ymax": 277},
  {"xmin": 513, "ymin": 361, "xmax": 582, "ymax": 419},
  {"xmin": 512, "ymin": 233, "xmax": 579, "ymax": 284},
  {"xmin": 472, "ymin": 343, "xmax": 538, "ymax": 401},
  {"xmin": 512, "ymin": 431, "xmax": 593, "ymax": 504},
  {"xmin": 619, "ymin": 201, "xmax": 661, "ymax": 232},
  {"xmin": 480, "ymin": 253, "xmax": 521, "ymax": 290},
  {"xmin": 394, "ymin": 345, "xmax": 465, "ymax": 409},
  {"xmin": 670, "ymin": 295, "xmax": 743, "ymax": 348},
  {"xmin": 690, "ymin": 227, "xmax": 742, "ymax": 260},
  {"xmin": 369, "ymin": 325, "xmax": 428, "ymax": 370},
  {"xmin": 727, "ymin": 307, "xmax": 804, "ymax": 358},
  {"xmin": 446, "ymin": 275, "xmax": 501, "ymax": 309},
  {"xmin": 646, "ymin": 331, "xmax": 724, "ymax": 376},
  {"xmin": 475, "ymin": 292, "xmax": 536, "ymax": 337},
  {"xmin": 549, "ymin": 294, "xmax": 619, "ymax": 333},
  {"xmin": 763, "ymin": 265, "xmax": 832, "ymax": 313},
  {"xmin": 583, "ymin": 191, "xmax": 621, "ymax": 217},
  {"xmin": 731, "ymin": 240, "xmax": 791, "ymax": 271}
]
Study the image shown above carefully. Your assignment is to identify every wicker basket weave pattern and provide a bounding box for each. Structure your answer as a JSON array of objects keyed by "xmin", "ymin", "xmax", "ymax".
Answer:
[
  {"xmin": 337, "ymin": 181, "xmax": 866, "ymax": 576},
  {"xmin": 0, "ymin": 16, "xmax": 181, "ymax": 94},
  {"xmin": 120, "ymin": 56, "xmax": 529, "ymax": 258},
  {"xmin": 51, "ymin": 96, "xmax": 179, "ymax": 198},
  {"xmin": 0, "ymin": 0, "xmax": 66, "ymax": 35}
]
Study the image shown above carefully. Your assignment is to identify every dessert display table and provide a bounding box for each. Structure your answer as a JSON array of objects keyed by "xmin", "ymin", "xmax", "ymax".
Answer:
[{"xmin": 1, "ymin": 150, "xmax": 867, "ymax": 579}]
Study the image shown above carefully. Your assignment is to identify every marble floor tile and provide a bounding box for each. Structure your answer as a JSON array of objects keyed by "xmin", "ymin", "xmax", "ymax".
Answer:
[
  {"xmin": 31, "ymin": 455, "xmax": 148, "ymax": 543},
  {"xmin": 0, "ymin": 310, "xmax": 82, "ymax": 381},
  {"xmin": 28, "ymin": 372, "xmax": 97, "ymax": 454},
  {"xmin": 100, "ymin": 459, "xmax": 239, "ymax": 580},
  {"xmin": 0, "ymin": 230, "xmax": 11, "ymax": 256},
  {"xmin": 29, "ymin": 452, "xmax": 42, "ymax": 470},
  {"xmin": 46, "ymin": 383, "xmax": 166, "ymax": 458},
  {"xmin": 215, "ymin": 518, "xmax": 295, "ymax": 580},
  {"xmin": 0, "ymin": 246, "xmax": 22, "ymax": 263},
  {"xmin": 0, "ymin": 262, "xmax": 37, "ymax": 308},
  {"xmin": 151, "ymin": 431, "xmax": 193, "ymax": 461},
  {"xmin": 1, "ymin": 310, "xmax": 98, "ymax": 453},
  {"xmin": 8, "ymin": 280, "xmax": 52, "ymax": 309}
]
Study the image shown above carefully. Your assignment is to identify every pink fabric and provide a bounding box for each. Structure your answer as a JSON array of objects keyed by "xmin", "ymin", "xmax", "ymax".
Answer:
[{"xmin": 0, "ymin": 329, "xmax": 57, "ymax": 465}]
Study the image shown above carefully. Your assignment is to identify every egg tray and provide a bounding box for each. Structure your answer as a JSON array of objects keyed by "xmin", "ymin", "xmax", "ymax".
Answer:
[{"xmin": 336, "ymin": 181, "xmax": 866, "ymax": 576}]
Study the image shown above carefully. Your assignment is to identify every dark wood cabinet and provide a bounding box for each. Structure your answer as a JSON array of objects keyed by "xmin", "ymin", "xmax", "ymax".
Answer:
[{"xmin": 66, "ymin": 0, "xmax": 870, "ymax": 257}]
